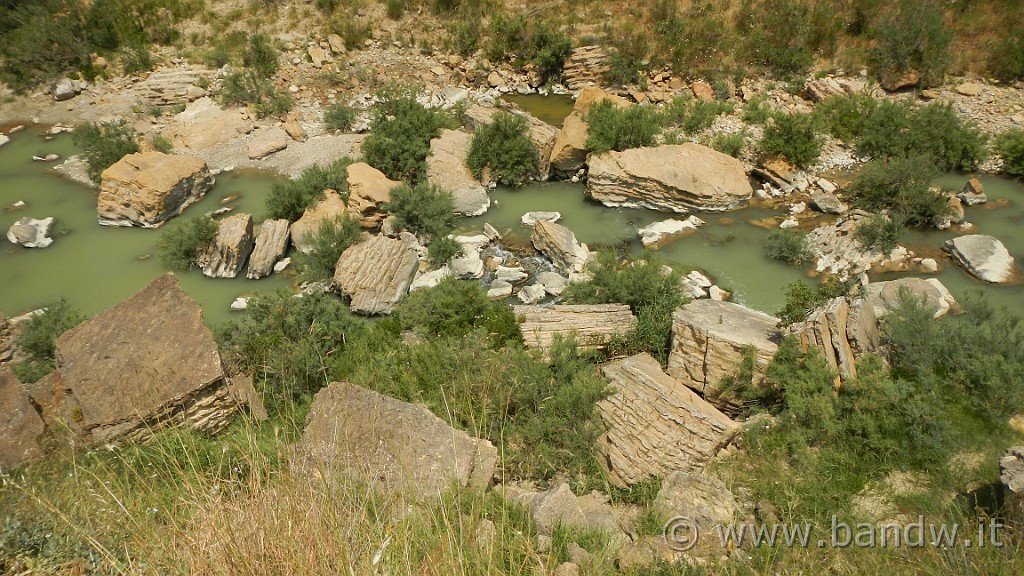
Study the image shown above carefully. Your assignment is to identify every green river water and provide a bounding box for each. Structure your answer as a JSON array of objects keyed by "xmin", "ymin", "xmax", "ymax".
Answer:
[
  {"xmin": 0, "ymin": 127, "xmax": 291, "ymax": 326},
  {"xmin": 2, "ymin": 102, "xmax": 1022, "ymax": 326}
]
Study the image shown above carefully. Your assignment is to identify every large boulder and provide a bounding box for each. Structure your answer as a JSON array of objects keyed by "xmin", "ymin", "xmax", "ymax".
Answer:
[
  {"xmin": 246, "ymin": 219, "xmax": 291, "ymax": 279},
  {"xmin": 863, "ymin": 277, "xmax": 956, "ymax": 319},
  {"xmin": 167, "ymin": 97, "xmax": 252, "ymax": 152},
  {"xmin": 333, "ymin": 233, "xmax": 419, "ymax": 315},
  {"xmin": 345, "ymin": 162, "xmax": 400, "ymax": 229},
  {"xmin": 463, "ymin": 105, "xmax": 559, "ymax": 180},
  {"xmin": 586, "ymin": 144, "xmax": 753, "ymax": 213},
  {"xmin": 597, "ymin": 353, "xmax": 738, "ymax": 487},
  {"xmin": 514, "ymin": 304, "xmax": 637, "ymax": 357},
  {"xmin": 944, "ymin": 234, "xmax": 1017, "ymax": 283},
  {"xmin": 667, "ymin": 300, "xmax": 780, "ymax": 410},
  {"xmin": 0, "ymin": 366, "xmax": 46, "ymax": 471},
  {"xmin": 293, "ymin": 382, "xmax": 498, "ymax": 500},
  {"xmin": 426, "ymin": 129, "xmax": 489, "ymax": 216},
  {"xmin": 788, "ymin": 297, "xmax": 879, "ymax": 385},
  {"xmin": 54, "ymin": 273, "xmax": 261, "ymax": 444},
  {"xmin": 290, "ymin": 189, "xmax": 348, "ymax": 253},
  {"xmin": 654, "ymin": 471, "xmax": 740, "ymax": 557},
  {"xmin": 549, "ymin": 88, "xmax": 630, "ymax": 177},
  {"xmin": 246, "ymin": 127, "xmax": 289, "ymax": 160},
  {"xmin": 531, "ymin": 219, "xmax": 591, "ymax": 274},
  {"xmin": 133, "ymin": 66, "xmax": 206, "ymax": 107},
  {"xmin": 98, "ymin": 151, "xmax": 214, "ymax": 227},
  {"xmin": 201, "ymin": 212, "xmax": 255, "ymax": 279},
  {"xmin": 6, "ymin": 216, "xmax": 55, "ymax": 248}
]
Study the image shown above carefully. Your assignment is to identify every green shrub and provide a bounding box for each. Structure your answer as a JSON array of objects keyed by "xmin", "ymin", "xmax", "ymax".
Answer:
[
  {"xmin": 0, "ymin": 3, "xmax": 89, "ymax": 91},
  {"xmin": 385, "ymin": 182, "xmax": 456, "ymax": 239},
  {"xmin": 467, "ymin": 111, "xmax": 539, "ymax": 186},
  {"xmin": 157, "ymin": 215, "xmax": 218, "ymax": 271},
  {"xmin": 322, "ymin": 102, "xmax": 357, "ymax": 131},
  {"xmin": 812, "ymin": 92, "xmax": 878, "ymax": 142},
  {"xmin": 242, "ymin": 33, "xmax": 278, "ymax": 78},
  {"xmin": 656, "ymin": 0, "xmax": 733, "ymax": 77},
  {"xmin": 220, "ymin": 70, "xmax": 292, "ymax": 119},
  {"xmin": 990, "ymin": 28, "xmax": 1024, "ymax": 83},
  {"xmin": 448, "ymin": 18, "xmax": 480, "ymax": 56},
  {"xmin": 764, "ymin": 230, "xmax": 813, "ymax": 267},
  {"xmin": 385, "ymin": 0, "xmax": 404, "ymax": 20},
  {"xmin": 266, "ymin": 157, "xmax": 353, "ymax": 221},
  {"xmin": 394, "ymin": 277, "xmax": 518, "ymax": 345},
  {"xmin": 362, "ymin": 88, "xmax": 456, "ymax": 182},
  {"xmin": 775, "ymin": 278, "xmax": 849, "ymax": 326},
  {"xmin": 584, "ymin": 100, "xmax": 663, "ymax": 154},
  {"xmin": 869, "ymin": 0, "xmax": 952, "ymax": 89},
  {"xmin": 846, "ymin": 156, "xmax": 947, "ymax": 227},
  {"xmin": 427, "ymin": 235, "xmax": 464, "ymax": 266},
  {"xmin": 72, "ymin": 121, "xmax": 140, "ymax": 183},
  {"xmin": 11, "ymin": 299, "xmax": 84, "ymax": 383},
  {"xmin": 709, "ymin": 132, "xmax": 745, "ymax": 157},
  {"xmin": 737, "ymin": 0, "xmax": 816, "ymax": 78},
  {"xmin": 855, "ymin": 214, "xmax": 903, "ymax": 253},
  {"xmin": 856, "ymin": 101, "xmax": 987, "ymax": 172},
  {"xmin": 603, "ymin": 24, "xmax": 649, "ymax": 86},
  {"xmin": 562, "ymin": 252, "xmax": 686, "ymax": 364},
  {"xmin": 150, "ymin": 133, "xmax": 174, "ymax": 154},
  {"xmin": 759, "ymin": 113, "xmax": 821, "ymax": 169},
  {"xmin": 292, "ymin": 215, "xmax": 363, "ymax": 282},
  {"xmin": 996, "ymin": 129, "xmax": 1024, "ymax": 178},
  {"xmin": 119, "ymin": 44, "xmax": 154, "ymax": 75},
  {"xmin": 741, "ymin": 95, "xmax": 774, "ymax": 125},
  {"xmin": 663, "ymin": 96, "xmax": 733, "ymax": 134},
  {"xmin": 328, "ymin": 12, "xmax": 371, "ymax": 50},
  {"xmin": 487, "ymin": 14, "xmax": 572, "ymax": 84}
]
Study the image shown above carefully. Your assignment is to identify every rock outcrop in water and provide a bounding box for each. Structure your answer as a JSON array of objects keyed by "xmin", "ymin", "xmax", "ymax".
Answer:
[
  {"xmin": 6, "ymin": 216, "xmax": 55, "ymax": 248},
  {"xmin": 514, "ymin": 304, "xmax": 637, "ymax": 357},
  {"xmin": 531, "ymin": 219, "xmax": 591, "ymax": 274},
  {"xmin": 0, "ymin": 366, "xmax": 46, "ymax": 471},
  {"xmin": 426, "ymin": 129, "xmax": 489, "ymax": 216},
  {"xmin": 667, "ymin": 300, "xmax": 780, "ymax": 411},
  {"xmin": 246, "ymin": 219, "xmax": 290, "ymax": 279},
  {"xmin": 333, "ymin": 233, "xmax": 419, "ymax": 315},
  {"xmin": 586, "ymin": 144, "xmax": 753, "ymax": 212},
  {"xmin": 548, "ymin": 87, "xmax": 630, "ymax": 177},
  {"xmin": 97, "ymin": 151, "xmax": 214, "ymax": 227},
  {"xmin": 201, "ymin": 213, "xmax": 255, "ymax": 279},
  {"xmin": 293, "ymin": 381, "xmax": 498, "ymax": 500},
  {"xmin": 944, "ymin": 234, "xmax": 1017, "ymax": 283},
  {"xmin": 597, "ymin": 353, "xmax": 738, "ymax": 487},
  {"xmin": 863, "ymin": 277, "xmax": 957, "ymax": 319},
  {"xmin": 52, "ymin": 273, "xmax": 262, "ymax": 444}
]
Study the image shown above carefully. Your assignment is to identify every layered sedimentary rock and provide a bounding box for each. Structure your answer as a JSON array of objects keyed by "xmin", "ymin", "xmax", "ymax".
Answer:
[
  {"xmin": 0, "ymin": 366, "xmax": 46, "ymax": 471},
  {"xmin": 333, "ymin": 234, "xmax": 419, "ymax": 315},
  {"xmin": 548, "ymin": 87, "xmax": 630, "ymax": 177},
  {"xmin": 863, "ymin": 277, "xmax": 957, "ymax": 319},
  {"xmin": 514, "ymin": 304, "xmax": 637, "ymax": 356},
  {"xmin": 201, "ymin": 212, "xmax": 255, "ymax": 279},
  {"xmin": 597, "ymin": 353, "xmax": 738, "ymax": 487},
  {"xmin": 586, "ymin": 144, "xmax": 753, "ymax": 213},
  {"xmin": 246, "ymin": 219, "xmax": 290, "ymax": 279},
  {"xmin": 98, "ymin": 151, "xmax": 214, "ymax": 227},
  {"xmin": 293, "ymin": 382, "xmax": 498, "ymax": 499},
  {"xmin": 561, "ymin": 46, "xmax": 611, "ymax": 89},
  {"xmin": 788, "ymin": 297, "xmax": 879, "ymax": 385},
  {"xmin": 531, "ymin": 219, "xmax": 591, "ymax": 274},
  {"xmin": 54, "ymin": 273, "xmax": 259, "ymax": 444},
  {"xmin": 345, "ymin": 162, "xmax": 400, "ymax": 229},
  {"xmin": 426, "ymin": 129, "xmax": 489, "ymax": 216},
  {"xmin": 944, "ymin": 234, "xmax": 1017, "ymax": 283},
  {"xmin": 667, "ymin": 300, "xmax": 780, "ymax": 410},
  {"xmin": 290, "ymin": 189, "xmax": 348, "ymax": 253}
]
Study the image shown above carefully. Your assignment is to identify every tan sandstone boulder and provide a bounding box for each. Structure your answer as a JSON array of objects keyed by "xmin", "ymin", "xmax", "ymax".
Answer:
[
  {"xmin": 98, "ymin": 151, "xmax": 214, "ymax": 227},
  {"xmin": 345, "ymin": 162, "xmax": 400, "ymax": 229}
]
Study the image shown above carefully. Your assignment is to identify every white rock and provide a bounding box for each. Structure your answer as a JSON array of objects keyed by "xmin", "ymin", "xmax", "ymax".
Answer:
[
  {"xmin": 816, "ymin": 178, "xmax": 837, "ymax": 194},
  {"xmin": 410, "ymin": 266, "xmax": 453, "ymax": 291},
  {"xmin": 273, "ymin": 257, "xmax": 292, "ymax": 273},
  {"xmin": 6, "ymin": 216, "xmax": 55, "ymax": 248},
  {"xmin": 488, "ymin": 280, "xmax": 513, "ymax": 298},
  {"xmin": 638, "ymin": 216, "xmax": 704, "ymax": 247},
  {"xmin": 789, "ymin": 202, "xmax": 807, "ymax": 215},
  {"xmin": 517, "ymin": 283, "xmax": 547, "ymax": 305},
  {"xmin": 0, "ymin": 134, "xmax": 9, "ymax": 148},
  {"xmin": 230, "ymin": 297, "xmax": 249, "ymax": 311},
  {"xmin": 779, "ymin": 217, "xmax": 799, "ymax": 229},
  {"xmin": 537, "ymin": 271, "xmax": 569, "ymax": 296},
  {"xmin": 495, "ymin": 266, "xmax": 528, "ymax": 283},
  {"xmin": 522, "ymin": 211, "xmax": 561, "ymax": 226},
  {"xmin": 708, "ymin": 285, "xmax": 728, "ymax": 301},
  {"xmin": 919, "ymin": 258, "xmax": 938, "ymax": 273},
  {"xmin": 483, "ymin": 222, "xmax": 502, "ymax": 241}
]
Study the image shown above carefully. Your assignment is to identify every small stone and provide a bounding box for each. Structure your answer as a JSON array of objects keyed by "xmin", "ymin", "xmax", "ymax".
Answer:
[
  {"xmin": 488, "ymin": 279, "xmax": 513, "ymax": 298},
  {"xmin": 779, "ymin": 217, "xmax": 799, "ymax": 229},
  {"xmin": 230, "ymin": 297, "xmax": 249, "ymax": 311},
  {"xmin": 919, "ymin": 258, "xmax": 938, "ymax": 273},
  {"xmin": 955, "ymin": 82, "xmax": 983, "ymax": 97},
  {"xmin": 517, "ymin": 283, "xmax": 547, "ymax": 305},
  {"xmin": 521, "ymin": 211, "xmax": 561, "ymax": 225}
]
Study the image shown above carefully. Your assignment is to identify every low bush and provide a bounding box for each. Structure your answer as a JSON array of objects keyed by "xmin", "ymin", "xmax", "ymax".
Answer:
[
  {"xmin": 385, "ymin": 182, "xmax": 456, "ymax": 240},
  {"xmin": 72, "ymin": 121, "xmax": 140, "ymax": 183},
  {"xmin": 362, "ymin": 88, "xmax": 456, "ymax": 182},
  {"xmin": 764, "ymin": 229, "xmax": 813, "ymax": 267},
  {"xmin": 467, "ymin": 111, "xmax": 539, "ymax": 186},
  {"xmin": 322, "ymin": 102, "xmax": 357, "ymax": 131},
  {"xmin": 585, "ymin": 100, "xmax": 664, "ymax": 153},
  {"xmin": 868, "ymin": 0, "xmax": 952, "ymax": 89},
  {"xmin": 741, "ymin": 95, "xmax": 774, "ymax": 125},
  {"xmin": 737, "ymin": 0, "xmax": 816, "ymax": 78},
  {"xmin": 990, "ymin": 28, "xmax": 1024, "ymax": 83},
  {"xmin": 394, "ymin": 277, "xmax": 519, "ymax": 345},
  {"xmin": 709, "ymin": 131, "xmax": 745, "ymax": 157},
  {"xmin": 219, "ymin": 70, "xmax": 292, "ymax": 119},
  {"xmin": 996, "ymin": 128, "xmax": 1024, "ymax": 178},
  {"xmin": 385, "ymin": 0, "xmax": 404, "ymax": 20},
  {"xmin": 426, "ymin": 235, "xmax": 463, "ymax": 266},
  {"xmin": 856, "ymin": 101, "xmax": 988, "ymax": 172},
  {"xmin": 655, "ymin": 0, "xmax": 733, "ymax": 77},
  {"xmin": 266, "ymin": 158, "xmax": 353, "ymax": 221},
  {"xmin": 150, "ymin": 133, "xmax": 174, "ymax": 154},
  {"xmin": 758, "ymin": 113, "xmax": 821, "ymax": 169},
  {"xmin": 775, "ymin": 278, "xmax": 848, "ymax": 326},
  {"xmin": 562, "ymin": 252, "xmax": 686, "ymax": 364},
  {"xmin": 812, "ymin": 92, "xmax": 878, "ymax": 142},
  {"xmin": 292, "ymin": 215, "xmax": 363, "ymax": 282},
  {"xmin": 663, "ymin": 96, "xmax": 733, "ymax": 134},
  {"xmin": 855, "ymin": 213, "xmax": 903, "ymax": 253},
  {"xmin": 242, "ymin": 32, "xmax": 278, "ymax": 78},
  {"xmin": 157, "ymin": 215, "xmax": 217, "ymax": 271},
  {"xmin": 602, "ymin": 24, "xmax": 649, "ymax": 86},
  {"xmin": 846, "ymin": 156, "xmax": 948, "ymax": 227},
  {"xmin": 487, "ymin": 14, "xmax": 572, "ymax": 84},
  {"xmin": 11, "ymin": 299, "xmax": 84, "ymax": 383}
]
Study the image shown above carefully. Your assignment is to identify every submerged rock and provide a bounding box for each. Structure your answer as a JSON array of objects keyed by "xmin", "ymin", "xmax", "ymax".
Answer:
[
  {"xmin": 6, "ymin": 216, "xmax": 55, "ymax": 248},
  {"xmin": 97, "ymin": 151, "xmax": 214, "ymax": 228},
  {"xmin": 637, "ymin": 216, "xmax": 704, "ymax": 248},
  {"xmin": 293, "ymin": 382, "xmax": 498, "ymax": 500},
  {"xmin": 597, "ymin": 353, "xmax": 738, "ymax": 487},
  {"xmin": 53, "ymin": 273, "xmax": 262, "ymax": 444},
  {"xmin": 586, "ymin": 144, "xmax": 753, "ymax": 212},
  {"xmin": 944, "ymin": 234, "xmax": 1016, "ymax": 283}
]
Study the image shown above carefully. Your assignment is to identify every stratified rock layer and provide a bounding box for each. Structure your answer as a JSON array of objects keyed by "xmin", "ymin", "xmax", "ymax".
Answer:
[
  {"xmin": 98, "ymin": 151, "xmax": 214, "ymax": 227},
  {"xmin": 514, "ymin": 304, "xmax": 637, "ymax": 356},
  {"xmin": 246, "ymin": 219, "xmax": 290, "ymax": 279},
  {"xmin": 201, "ymin": 212, "xmax": 255, "ymax": 279},
  {"xmin": 333, "ymin": 234, "xmax": 419, "ymax": 315}
]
